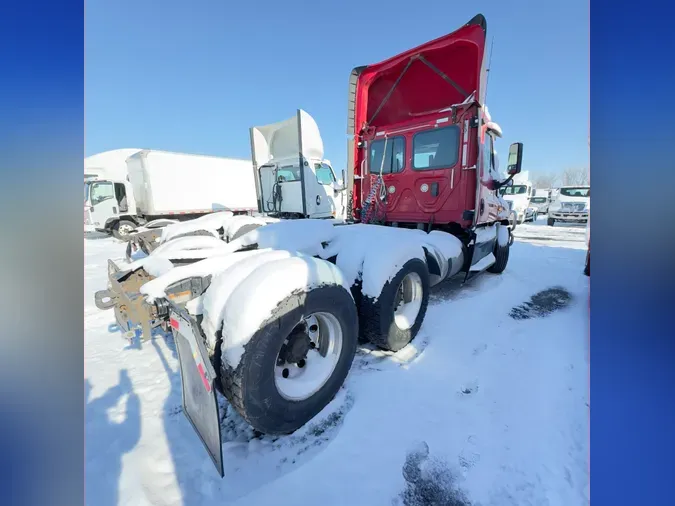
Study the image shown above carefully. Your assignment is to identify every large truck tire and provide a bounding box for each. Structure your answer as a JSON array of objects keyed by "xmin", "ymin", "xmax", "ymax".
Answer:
[
  {"xmin": 360, "ymin": 258, "xmax": 430, "ymax": 352},
  {"xmin": 547, "ymin": 217, "xmax": 555, "ymax": 227},
  {"xmin": 112, "ymin": 219, "xmax": 136, "ymax": 240},
  {"xmin": 487, "ymin": 235, "xmax": 510, "ymax": 274},
  {"xmin": 219, "ymin": 284, "xmax": 358, "ymax": 435}
]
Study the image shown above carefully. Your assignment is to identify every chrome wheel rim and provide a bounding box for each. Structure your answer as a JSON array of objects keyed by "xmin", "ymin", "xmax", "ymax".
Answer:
[
  {"xmin": 394, "ymin": 272, "xmax": 423, "ymax": 330},
  {"xmin": 274, "ymin": 312, "xmax": 343, "ymax": 401}
]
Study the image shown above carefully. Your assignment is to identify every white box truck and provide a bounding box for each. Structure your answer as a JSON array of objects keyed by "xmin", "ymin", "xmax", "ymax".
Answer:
[{"xmin": 84, "ymin": 150, "xmax": 258, "ymax": 239}]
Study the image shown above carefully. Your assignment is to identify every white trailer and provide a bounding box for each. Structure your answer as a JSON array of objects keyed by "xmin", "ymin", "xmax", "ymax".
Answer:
[{"xmin": 84, "ymin": 150, "xmax": 258, "ymax": 239}]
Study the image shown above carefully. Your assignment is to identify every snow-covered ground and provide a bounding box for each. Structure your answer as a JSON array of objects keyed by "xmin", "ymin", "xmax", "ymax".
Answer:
[{"xmin": 85, "ymin": 215, "xmax": 589, "ymax": 506}]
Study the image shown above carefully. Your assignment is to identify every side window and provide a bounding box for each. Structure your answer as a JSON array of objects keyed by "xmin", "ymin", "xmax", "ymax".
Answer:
[
  {"xmin": 413, "ymin": 126, "xmax": 460, "ymax": 170},
  {"xmin": 480, "ymin": 132, "xmax": 494, "ymax": 174},
  {"xmin": 315, "ymin": 163, "xmax": 336, "ymax": 185},
  {"xmin": 277, "ymin": 167, "xmax": 300, "ymax": 182},
  {"xmin": 369, "ymin": 136, "xmax": 405, "ymax": 174},
  {"xmin": 114, "ymin": 183, "xmax": 128, "ymax": 211}
]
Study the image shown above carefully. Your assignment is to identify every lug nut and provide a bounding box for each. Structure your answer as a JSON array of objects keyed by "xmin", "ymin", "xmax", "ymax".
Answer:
[
  {"xmin": 282, "ymin": 368, "xmax": 289, "ymax": 378},
  {"xmin": 297, "ymin": 359, "xmax": 306, "ymax": 368}
]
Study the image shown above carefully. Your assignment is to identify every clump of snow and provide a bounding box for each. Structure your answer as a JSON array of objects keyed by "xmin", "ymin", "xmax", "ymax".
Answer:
[
  {"xmin": 324, "ymin": 224, "xmax": 463, "ymax": 299},
  {"xmin": 152, "ymin": 235, "xmax": 225, "ymax": 257},
  {"xmin": 139, "ymin": 249, "xmax": 272, "ymax": 303},
  {"xmin": 124, "ymin": 220, "xmax": 338, "ymax": 285},
  {"xmin": 497, "ymin": 223, "xmax": 510, "ymax": 247},
  {"xmin": 221, "ymin": 215, "xmax": 269, "ymax": 241},
  {"xmin": 204, "ymin": 253, "xmax": 351, "ymax": 367},
  {"xmin": 226, "ymin": 219, "xmax": 337, "ymax": 257},
  {"xmin": 160, "ymin": 211, "xmax": 235, "ymax": 243},
  {"xmin": 123, "ymin": 235, "xmax": 232, "ymax": 273},
  {"xmin": 142, "ymin": 256, "xmax": 175, "ymax": 278}
]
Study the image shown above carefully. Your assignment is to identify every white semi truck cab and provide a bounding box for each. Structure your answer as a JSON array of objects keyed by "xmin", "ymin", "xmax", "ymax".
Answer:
[
  {"xmin": 500, "ymin": 171, "xmax": 535, "ymax": 224},
  {"xmin": 547, "ymin": 186, "xmax": 590, "ymax": 226},
  {"xmin": 530, "ymin": 188, "xmax": 551, "ymax": 214},
  {"xmin": 251, "ymin": 110, "xmax": 346, "ymax": 220}
]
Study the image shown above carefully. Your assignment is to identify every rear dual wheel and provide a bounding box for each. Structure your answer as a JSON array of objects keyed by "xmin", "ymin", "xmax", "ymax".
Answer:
[
  {"xmin": 360, "ymin": 259, "xmax": 430, "ymax": 352},
  {"xmin": 220, "ymin": 284, "xmax": 358, "ymax": 435}
]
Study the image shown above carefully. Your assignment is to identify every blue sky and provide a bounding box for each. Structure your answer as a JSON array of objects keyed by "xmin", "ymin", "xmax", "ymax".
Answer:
[{"xmin": 85, "ymin": 0, "xmax": 588, "ymax": 177}]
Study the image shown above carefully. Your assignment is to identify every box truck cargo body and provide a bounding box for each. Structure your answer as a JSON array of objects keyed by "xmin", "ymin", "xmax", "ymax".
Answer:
[{"xmin": 126, "ymin": 150, "xmax": 257, "ymax": 216}]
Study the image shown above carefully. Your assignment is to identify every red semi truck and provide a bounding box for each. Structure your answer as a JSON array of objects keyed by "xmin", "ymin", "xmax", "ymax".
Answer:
[{"xmin": 95, "ymin": 13, "xmax": 523, "ymax": 476}]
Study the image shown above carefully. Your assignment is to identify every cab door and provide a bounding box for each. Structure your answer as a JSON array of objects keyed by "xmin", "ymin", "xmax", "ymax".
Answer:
[
  {"xmin": 312, "ymin": 162, "xmax": 343, "ymax": 218},
  {"xmin": 88, "ymin": 181, "xmax": 118, "ymax": 228},
  {"xmin": 363, "ymin": 135, "xmax": 407, "ymax": 217}
]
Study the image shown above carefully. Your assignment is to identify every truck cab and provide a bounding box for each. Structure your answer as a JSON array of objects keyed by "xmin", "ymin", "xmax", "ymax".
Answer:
[
  {"xmin": 499, "ymin": 174, "xmax": 535, "ymax": 224},
  {"xmin": 347, "ymin": 14, "xmax": 514, "ymax": 236},
  {"xmin": 530, "ymin": 188, "xmax": 551, "ymax": 214},
  {"xmin": 84, "ymin": 178, "xmax": 137, "ymax": 237},
  {"xmin": 251, "ymin": 110, "xmax": 346, "ymax": 219},
  {"xmin": 547, "ymin": 185, "xmax": 590, "ymax": 226}
]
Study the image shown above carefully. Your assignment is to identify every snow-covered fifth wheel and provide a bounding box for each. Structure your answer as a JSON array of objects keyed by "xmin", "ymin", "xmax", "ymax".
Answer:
[{"xmin": 94, "ymin": 13, "xmax": 524, "ymax": 476}]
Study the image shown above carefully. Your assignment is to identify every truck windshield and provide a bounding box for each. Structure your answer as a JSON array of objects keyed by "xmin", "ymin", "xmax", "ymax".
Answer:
[
  {"xmin": 84, "ymin": 182, "xmax": 90, "ymax": 202},
  {"xmin": 89, "ymin": 181, "xmax": 115, "ymax": 204},
  {"xmin": 560, "ymin": 187, "xmax": 590, "ymax": 197},
  {"xmin": 531, "ymin": 197, "xmax": 547, "ymax": 203},
  {"xmin": 501, "ymin": 185, "xmax": 528, "ymax": 195}
]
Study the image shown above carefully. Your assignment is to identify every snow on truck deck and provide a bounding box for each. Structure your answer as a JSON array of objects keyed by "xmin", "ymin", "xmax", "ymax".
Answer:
[{"xmin": 84, "ymin": 215, "xmax": 589, "ymax": 506}]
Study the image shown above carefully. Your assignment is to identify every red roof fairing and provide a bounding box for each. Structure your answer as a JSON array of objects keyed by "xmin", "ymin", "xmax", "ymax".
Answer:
[{"xmin": 353, "ymin": 14, "xmax": 488, "ymax": 133}]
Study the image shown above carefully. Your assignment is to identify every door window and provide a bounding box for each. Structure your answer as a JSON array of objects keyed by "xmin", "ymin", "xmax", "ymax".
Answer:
[
  {"xmin": 114, "ymin": 183, "xmax": 128, "ymax": 212},
  {"xmin": 90, "ymin": 182, "xmax": 114, "ymax": 204},
  {"xmin": 315, "ymin": 163, "xmax": 336, "ymax": 185},
  {"xmin": 480, "ymin": 131, "xmax": 495, "ymax": 175}
]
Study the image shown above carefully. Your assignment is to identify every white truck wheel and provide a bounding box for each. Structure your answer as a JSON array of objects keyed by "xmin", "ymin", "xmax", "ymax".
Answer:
[
  {"xmin": 113, "ymin": 220, "xmax": 136, "ymax": 240},
  {"xmin": 219, "ymin": 284, "xmax": 358, "ymax": 435},
  {"xmin": 359, "ymin": 258, "xmax": 430, "ymax": 352}
]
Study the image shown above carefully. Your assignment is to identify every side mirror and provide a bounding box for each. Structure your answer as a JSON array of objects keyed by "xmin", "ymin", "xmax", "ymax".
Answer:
[
  {"xmin": 507, "ymin": 142, "xmax": 523, "ymax": 175},
  {"xmin": 332, "ymin": 180, "xmax": 345, "ymax": 192}
]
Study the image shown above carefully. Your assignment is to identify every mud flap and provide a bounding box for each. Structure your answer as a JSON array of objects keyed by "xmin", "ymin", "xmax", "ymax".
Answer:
[{"xmin": 169, "ymin": 307, "xmax": 224, "ymax": 477}]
